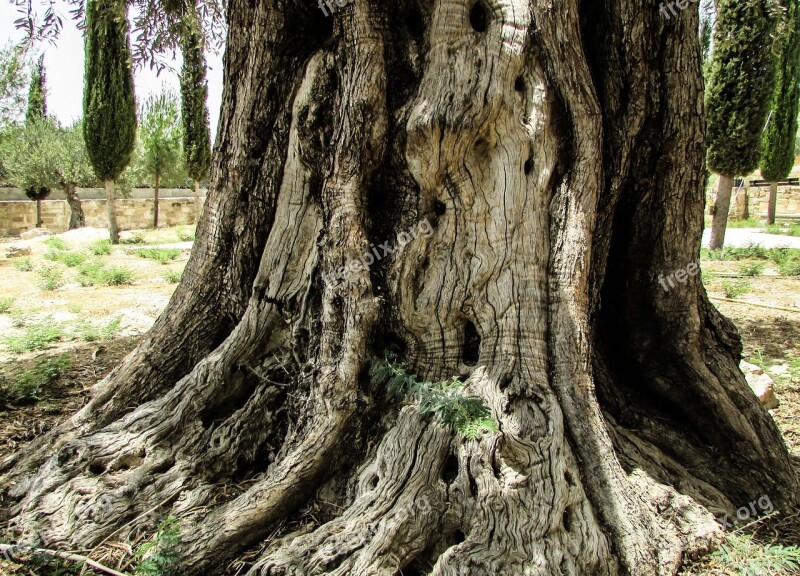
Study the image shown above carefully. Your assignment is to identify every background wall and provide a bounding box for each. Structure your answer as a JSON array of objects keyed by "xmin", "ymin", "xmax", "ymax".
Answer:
[{"xmin": 0, "ymin": 188, "xmax": 206, "ymax": 236}]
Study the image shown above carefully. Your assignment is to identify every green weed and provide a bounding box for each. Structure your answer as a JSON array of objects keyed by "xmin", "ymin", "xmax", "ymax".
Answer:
[
  {"xmin": 42, "ymin": 236, "xmax": 69, "ymax": 251},
  {"xmin": 163, "ymin": 269, "xmax": 182, "ymax": 283},
  {"xmin": 0, "ymin": 297, "xmax": 14, "ymax": 314},
  {"xmin": 135, "ymin": 517, "xmax": 182, "ymax": 576},
  {"xmin": 13, "ymin": 258, "xmax": 33, "ymax": 271},
  {"xmin": 121, "ymin": 233, "xmax": 145, "ymax": 245},
  {"xmin": 738, "ymin": 262, "xmax": 765, "ymax": 277},
  {"xmin": 370, "ymin": 355, "xmax": 497, "ymax": 439},
  {"xmin": 88, "ymin": 239, "xmax": 112, "ymax": 255},
  {"xmin": 45, "ymin": 250, "xmax": 88, "ymax": 267},
  {"xmin": 709, "ymin": 533, "xmax": 800, "ymax": 576},
  {"xmin": 0, "ymin": 354, "xmax": 69, "ymax": 405},
  {"xmin": 135, "ymin": 248, "xmax": 182, "ymax": 264},
  {"xmin": 175, "ymin": 226, "xmax": 195, "ymax": 242},
  {"xmin": 76, "ymin": 317, "xmax": 122, "ymax": 342},
  {"xmin": 35, "ymin": 265, "xmax": 65, "ymax": 291},
  {"xmin": 721, "ymin": 279, "xmax": 751, "ymax": 299},
  {"xmin": 4, "ymin": 323, "xmax": 64, "ymax": 353}
]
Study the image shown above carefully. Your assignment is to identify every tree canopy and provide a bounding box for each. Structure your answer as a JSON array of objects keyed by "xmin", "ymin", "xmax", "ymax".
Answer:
[{"xmin": 140, "ymin": 88, "xmax": 184, "ymax": 185}]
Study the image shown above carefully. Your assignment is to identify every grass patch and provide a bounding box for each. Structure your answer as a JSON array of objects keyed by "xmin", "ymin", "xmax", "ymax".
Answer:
[
  {"xmin": 777, "ymin": 256, "xmax": 800, "ymax": 276},
  {"xmin": 727, "ymin": 217, "xmax": 762, "ymax": 228},
  {"xmin": 176, "ymin": 226, "xmax": 195, "ymax": 242},
  {"xmin": 764, "ymin": 222, "xmax": 800, "ymax": 236},
  {"xmin": 721, "ymin": 279, "xmax": 751, "ymax": 299},
  {"xmin": 13, "ymin": 257, "xmax": 33, "ymax": 272},
  {"xmin": 45, "ymin": 249, "xmax": 88, "ymax": 267},
  {"xmin": 135, "ymin": 248, "xmax": 183, "ymax": 264},
  {"xmin": 121, "ymin": 233, "xmax": 145, "ymax": 245},
  {"xmin": 738, "ymin": 262, "xmax": 765, "ymax": 277},
  {"xmin": 88, "ymin": 239, "xmax": 112, "ymax": 255},
  {"xmin": 42, "ymin": 236, "xmax": 69, "ymax": 251},
  {"xmin": 77, "ymin": 261, "xmax": 136, "ymax": 287},
  {"xmin": 0, "ymin": 297, "xmax": 14, "ymax": 314},
  {"xmin": 4, "ymin": 323, "xmax": 64, "ymax": 353},
  {"xmin": 76, "ymin": 317, "xmax": 122, "ymax": 342},
  {"xmin": 701, "ymin": 246, "xmax": 799, "ymax": 263},
  {"xmin": 705, "ymin": 533, "xmax": 800, "ymax": 575},
  {"xmin": 0, "ymin": 354, "xmax": 69, "ymax": 405},
  {"xmin": 163, "ymin": 269, "xmax": 183, "ymax": 283},
  {"xmin": 35, "ymin": 264, "xmax": 65, "ymax": 291}
]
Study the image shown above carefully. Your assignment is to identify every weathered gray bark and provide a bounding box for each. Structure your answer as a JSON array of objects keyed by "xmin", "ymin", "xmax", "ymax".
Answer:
[
  {"xmin": 2, "ymin": 1, "xmax": 797, "ymax": 575},
  {"xmin": 63, "ymin": 183, "xmax": 86, "ymax": 229},
  {"xmin": 768, "ymin": 182, "xmax": 778, "ymax": 224},
  {"xmin": 710, "ymin": 174, "xmax": 734, "ymax": 249}
]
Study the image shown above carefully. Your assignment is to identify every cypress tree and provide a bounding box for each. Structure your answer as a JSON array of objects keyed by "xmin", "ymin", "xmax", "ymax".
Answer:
[
  {"xmin": 706, "ymin": 0, "xmax": 778, "ymax": 249},
  {"xmin": 179, "ymin": 2, "xmax": 212, "ymax": 224},
  {"xmin": 760, "ymin": 0, "xmax": 800, "ymax": 224},
  {"xmin": 83, "ymin": 0, "xmax": 137, "ymax": 244},
  {"xmin": 25, "ymin": 54, "xmax": 49, "ymax": 227}
]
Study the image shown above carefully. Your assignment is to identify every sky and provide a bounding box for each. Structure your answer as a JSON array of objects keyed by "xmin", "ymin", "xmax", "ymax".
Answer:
[{"xmin": 0, "ymin": 2, "xmax": 224, "ymax": 136}]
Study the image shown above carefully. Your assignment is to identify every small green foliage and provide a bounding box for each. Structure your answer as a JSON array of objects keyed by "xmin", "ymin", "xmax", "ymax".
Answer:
[
  {"xmin": 764, "ymin": 222, "xmax": 800, "ymax": 236},
  {"xmin": 77, "ymin": 260, "xmax": 105, "ymax": 286},
  {"xmin": 42, "ymin": 236, "xmax": 69, "ymax": 251},
  {"xmin": 0, "ymin": 354, "xmax": 69, "ymax": 405},
  {"xmin": 135, "ymin": 248, "xmax": 182, "ymax": 264},
  {"xmin": 175, "ymin": 226, "xmax": 195, "ymax": 242},
  {"xmin": 163, "ymin": 269, "xmax": 182, "ymax": 283},
  {"xmin": 76, "ymin": 317, "xmax": 121, "ymax": 342},
  {"xmin": 135, "ymin": 516, "xmax": 182, "ymax": 576},
  {"xmin": 45, "ymin": 250, "xmax": 88, "ymax": 267},
  {"xmin": 103, "ymin": 266, "xmax": 136, "ymax": 286},
  {"xmin": 777, "ymin": 256, "xmax": 800, "ymax": 276},
  {"xmin": 749, "ymin": 348, "xmax": 767, "ymax": 371},
  {"xmin": 35, "ymin": 264, "xmax": 65, "ymax": 291},
  {"xmin": 721, "ymin": 279, "xmax": 752, "ymax": 299},
  {"xmin": 13, "ymin": 257, "xmax": 33, "ymax": 271},
  {"xmin": 4, "ymin": 323, "xmax": 64, "ymax": 353},
  {"xmin": 710, "ymin": 533, "xmax": 800, "ymax": 575},
  {"xmin": 88, "ymin": 239, "xmax": 112, "ymax": 255},
  {"xmin": 121, "ymin": 233, "xmax": 145, "ymax": 244},
  {"xmin": 727, "ymin": 218, "xmax": 762, "ymax": 228},
  {"xmin": 370, "ymin": 355, "xmax": 497, "ymax": 439},
  {"xmin": 738, "ymin": 262, "xmax": 765, "ymax": 277},
  {"xmin": 0, "ymin": 297, "xmax": 14, "ymax": 313},
  {"xmin": 701, "ymin": 246, "xmax": 799, "ymax": 263}
]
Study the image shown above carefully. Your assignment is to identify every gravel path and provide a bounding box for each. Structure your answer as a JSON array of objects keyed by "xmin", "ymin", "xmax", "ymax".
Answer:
[{"xmin": 702, "ymin": 228, "xmax": 800, "ymax": 249}]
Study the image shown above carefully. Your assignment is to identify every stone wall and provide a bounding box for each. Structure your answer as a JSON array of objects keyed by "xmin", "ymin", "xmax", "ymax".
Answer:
[
  {"xmin": 727, "ymin": 185, "xmax": 800, "ymax": 219},
  {"xmin": 0, "ymin": 196, "xmax": 205, "ymax": 237}
]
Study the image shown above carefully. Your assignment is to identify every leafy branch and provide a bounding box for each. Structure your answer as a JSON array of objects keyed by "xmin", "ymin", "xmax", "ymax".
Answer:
[{"xmin": 369, "ymin": 355, "xmax": 497, "ymax": 440}]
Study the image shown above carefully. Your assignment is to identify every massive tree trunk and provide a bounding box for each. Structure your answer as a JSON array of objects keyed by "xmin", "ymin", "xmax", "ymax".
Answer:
[
  {"xmin": 2, "ymin": 1, "xmax": 798, "ymax": 575},
  {"xmin": 63, "ymin": 183, "xmax": 86, "ymax": 229}
]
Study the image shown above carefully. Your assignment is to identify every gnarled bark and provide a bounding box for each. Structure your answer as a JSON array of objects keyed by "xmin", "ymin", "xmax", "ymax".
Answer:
[{"xmin": 2, "ymin": 1, "xmax": 797, "ymax": 575}]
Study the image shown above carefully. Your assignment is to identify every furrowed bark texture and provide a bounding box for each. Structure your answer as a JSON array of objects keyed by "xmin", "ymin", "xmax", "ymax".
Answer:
[{"xmin": 3, "ymin": 1, "xmax": 798, "ymax": 575}]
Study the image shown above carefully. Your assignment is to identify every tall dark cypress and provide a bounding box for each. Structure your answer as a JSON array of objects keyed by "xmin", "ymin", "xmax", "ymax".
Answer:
[
  {"xmin": 180, "ymin": 2, "xmax": 212, "ymax": 223},
  {"xmin": 706, "ymin": 0, "xmax": 778, "ymax": 248},
  {"xmin": 83, "ymin": 0, "xmax": 137, "ymax": 243},
  {"xmin": 25, "ymin": 54, "xmax": 50, "ymax": 227},
  {"xmin": 760, "ymin": 0, "xmax": 800, "ymax": 224}
]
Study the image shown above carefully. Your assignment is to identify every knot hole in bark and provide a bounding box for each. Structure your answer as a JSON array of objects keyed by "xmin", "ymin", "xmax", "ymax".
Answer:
[
  {"xmin": 469, "ymin": 1, "xmax": 489, "ymax": 33},
  {"xmin": 462, "ymin": 320, "xmax": 481, "ymax": 366}
]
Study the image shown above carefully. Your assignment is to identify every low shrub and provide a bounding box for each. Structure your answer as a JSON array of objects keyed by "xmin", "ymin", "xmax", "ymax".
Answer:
[
  {"xmin": 4, "ymin": 323, "xmax": 64, "ymax": 353},
  {"xmin": 36, "ymin": 265, "xmax": 65, "ymax": 291},
  {"xmin": 0, "ymin": 354, "xmax": 69, "ymax": 405},
  {"xmin": 13, "ymin": 258, "xmax": 33, "ymax": 272},
  {"xmin": 135, "ymin": 248, "xmax": 182, "ymax": 264},
  {"xmin": 721, "ymin": 279, "xmax": 751, "ymax": 299},
  {"xmin": 88, "ymin": 239, "xmax": 112, "ymax": 255},
  {"xmin": 0, "ymin": 297, "xmax": 14, "ymax": 314}
]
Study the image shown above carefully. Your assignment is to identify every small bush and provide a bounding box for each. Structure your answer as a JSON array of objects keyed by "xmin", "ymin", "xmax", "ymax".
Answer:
[
  {"xmin": 764, "ymin": 222, "xmax": 800, "ymax": 236},
  {"xmin": 778, "ymin": 257, "xmax": 800, "ymax": 276},
  {"xmin": 135, "ymin": 248, "xmax": 182, "ymax": 264},
  {"xmin": 738, "ymin": 262, "xmax": 765, "ymax": 277},
  {"xmin": 76, "ymin": 317, "xmax": 122, "ymax": 342},
  {"xmin": 121, "ymin": 233, "xmax": 145, "ymax": 245},
  {"xmin": 103, "ymin": 266, "xmax": 137, "ymax": 286},
  {"xmin": 0, "ymin": 354, "xmax": 69, "ymax": 405},
  {"xmin": 135, "ymin": 517, "xmax": 182, "ymax": 576},
  {"xmin": 163, "ymin": 269, "xmax": 182, "ymax": 283},
  {"xmin": 36, "ymin": 265, "xmax": 65, "ymax": 291},
  {"xmin": 4, "ymin": 323, "xmax": 64, "ymax": 353},
  {"xmin": 88, "ymin": 239, "xmax": 112, "ymax": 255},
  {"xmin": 42, "ymin": 236, "xmax": 69, "ymax": 251},
  {"xmin": 709, "ymin": 533, "xmax": 800, "ymax": 576},
  {"xmin": 721, "ymin": 279, "xmax": 751, "ymax": 299},
  {"xmin": 727, "ymin": 217, "xmax": 761, "ymax": 228},
  {"xmin": 13, "ymin": 258, "xmax": 33, "ymax": 272},
  {"xmin": 77, "ymin": 260, "xmax": 105, "ymax": 287},
  {"xmin": 176, "ymin": 226, "xmax": 195, "ymax": 242},
  {"xmin": 45, "ymin": 249, "xmax": 88, "ymax": 267},
  {"xmin": 0, "ymin": 297, "xmax": 14, "ymax": 314}
]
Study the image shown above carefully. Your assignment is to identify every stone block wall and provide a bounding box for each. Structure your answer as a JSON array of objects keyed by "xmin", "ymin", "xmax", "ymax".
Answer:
[{"xmin": 0, "ymin": 196, "xmax": 204, "ymax": 237}]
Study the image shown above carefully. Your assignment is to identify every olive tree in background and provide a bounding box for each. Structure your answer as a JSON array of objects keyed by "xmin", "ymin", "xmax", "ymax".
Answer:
[
  {"xmin": 140, "ymin": 89, "xmax": 183, "ymax": 228},
  {"xmin": 706, "ymin": 0, "xmax": 779, "ymax": 248},
  {"xmin": 0, "ymin": 42, "xmax": 29, "ymax": 128},
  {"xmin": 179, "ymin": 0, "xmax": 212, "ymax": 224},
  {"xmin": 24, "ymin": 54, "xmax": 49, "ymax": 227},
  {"xmin": 83, "ymin": 0, "xmax": 137, "ymax": 244},
  {"xmin": 6, "ymin": 0, "xmax": 800, "ymax": 574},
  {"xmin": 760, "ymin": 0, "xmax": 800, "ymax": 224}
]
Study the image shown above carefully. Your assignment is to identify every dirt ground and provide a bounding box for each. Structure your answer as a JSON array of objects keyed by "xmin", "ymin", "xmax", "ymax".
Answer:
[{"xmin": 0, "ymin": 236, "xmax": 798, "ymax": 575}]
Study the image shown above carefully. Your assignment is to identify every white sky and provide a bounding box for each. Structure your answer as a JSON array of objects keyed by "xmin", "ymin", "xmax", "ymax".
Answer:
[{"xmin": 0, "ymin": 2, "xmax": 224, "ymax": 136}]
